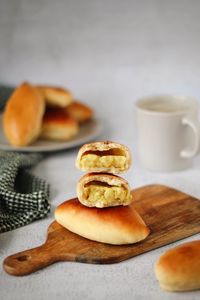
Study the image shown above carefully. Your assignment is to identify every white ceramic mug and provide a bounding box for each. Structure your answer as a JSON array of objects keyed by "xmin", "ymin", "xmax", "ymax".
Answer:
[{"xmin": 135, "ymin": 95, "xmax": 200, "ymax": 172}]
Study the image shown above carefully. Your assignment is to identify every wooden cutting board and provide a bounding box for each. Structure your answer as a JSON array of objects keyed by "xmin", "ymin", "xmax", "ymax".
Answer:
[{"xmin": 3, "ymin": 184, "xmax": 200, "ymax": 276}]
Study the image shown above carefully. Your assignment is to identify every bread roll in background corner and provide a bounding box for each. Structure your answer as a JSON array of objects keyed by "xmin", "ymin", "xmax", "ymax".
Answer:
[
  {"xmin": 55, "ymin": 198, "xmax": 150, "ymax": 245},
  {"xmin": 155, "ymin": 240, "xmax": 200, "ymax": 292},
  {"xmin": 3, "ymin": 82, "xmax": 45, "ymax": 147}
]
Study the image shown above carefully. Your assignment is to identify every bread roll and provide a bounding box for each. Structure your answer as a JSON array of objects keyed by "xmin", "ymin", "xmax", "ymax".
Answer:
[
  {"xmin": 155, "ymin": 240, "xmax": 200, "ymax": 292},
  {"xmin": 55, "ymin": 198, "xmax": 150, "ymax": 245},
  {"xmin": 3, "ymin": 82, "xmax": 45, "ymax": 147},
  {"xmin": 36, "ymin": 85, "xmax": 73, "ymax": 107},
  {"xmin": 76, "ymin": 141, "xmax": 131, "ymax": 173},
  {"xmin": 77, "ymin": 173, "xmax": 132, "ymax": 208},
  {"xmin": 41, "ymin": 107, "xmax": 79, "ymax": 141},
  {"xmin": 66, "ymin": 101, "xmax": 93, "ymax": 123}
]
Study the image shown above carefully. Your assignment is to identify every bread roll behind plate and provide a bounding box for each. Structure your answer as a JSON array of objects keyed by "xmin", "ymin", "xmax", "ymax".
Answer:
[
  {"xmin": 77, "ymin": 173, "xmax": 132, "ymax": 208},
  {"xmin": 66, "ymin": 101, "xmax": 93, "ymax": 123},
  {"xmin": 76, "ymin": 141, "xmax": 131, "ymax": 173},
  {"xmin": 36, "ymin": 85, "xmax": 73, "ymax": 107},
  {"xmin": 55, "ymin": 199, "xmax": 150, "ymax": 245},
  {"xmin": 155, "ymin": 240, "xmax": 200, "ymax": 292},
  {"xmin": 3, "ymin": 82, "xmax": 45, "ymax": 147},
  {"xmin": 41, "ymin": 107, "xmax": 79, "ymax": 141}
]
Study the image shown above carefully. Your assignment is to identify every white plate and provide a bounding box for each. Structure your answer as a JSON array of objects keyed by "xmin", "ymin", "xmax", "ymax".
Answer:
[{"xmin": 0, "ymin": 117, "xmax": 103, "ymax": 152}]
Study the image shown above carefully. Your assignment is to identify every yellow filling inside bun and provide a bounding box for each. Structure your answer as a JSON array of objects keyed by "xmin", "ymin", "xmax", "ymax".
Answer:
[
  {"xmin": 83, "ymin": 184, "xmax": 131, "ymax": 207},
  {"xmin": 80, "ymin": 154, "xmax": 126, "ymax": 170}
]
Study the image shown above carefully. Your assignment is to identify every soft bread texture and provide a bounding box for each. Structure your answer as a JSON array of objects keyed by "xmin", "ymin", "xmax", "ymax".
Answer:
[
  {"xmin": 55, "ymin": 199, "xmax": 150, "ymax": 245},
  {"xmin": 77, "ymin": 173, "xmax": 132, "ymax": 208},
  {"xmin": 41, "ymin": 107, "xmax": 79, "ymax": 141},
  {"xmin": 76, "ymin": 141, "xmax": 131, "ymax": 173},
  {"xmin": 36, "ymin": 85, "xmax": 73, "ymax": 107},
  {"xmin": 155, "ymin": 240, "xmax": 200, "ymax": 292},
  {"xmin": 66, "ymin": 101, "xmax": 93, "ymax": 123},
  {"xmin": 3, "ymin": 82, "xmax": 45, "ymax": 147}
]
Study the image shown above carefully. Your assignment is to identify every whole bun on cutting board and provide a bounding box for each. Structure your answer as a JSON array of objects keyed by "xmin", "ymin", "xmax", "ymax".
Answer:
[
  {"xmin": 76, "ymin": 141, "xmax": 131, "ymax": 174},
  {"xmin": 155, "ymin": 240, "xmax": 200, "ymax": 292},
  {"xmin": 55, "ymin": 198, "xmax": 150, "ymax": 245},
  {"xmin": 77, "ymin": 172, "xmax": 132, "ymax": 208},
  {"xmin": 3, "ymin": 82, "xmax": 45, "ymax": 147}
]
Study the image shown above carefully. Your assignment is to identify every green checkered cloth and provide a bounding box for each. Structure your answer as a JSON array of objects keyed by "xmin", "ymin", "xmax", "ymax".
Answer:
[{"xmin": 0, "ymin": 152, "xmax": 50, "ymax": 233}]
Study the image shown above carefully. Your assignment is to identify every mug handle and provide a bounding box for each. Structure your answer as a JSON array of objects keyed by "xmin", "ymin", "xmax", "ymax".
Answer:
[{"xmin": 180, "ymin": 118, "xmax": 200, "ymax": 158}]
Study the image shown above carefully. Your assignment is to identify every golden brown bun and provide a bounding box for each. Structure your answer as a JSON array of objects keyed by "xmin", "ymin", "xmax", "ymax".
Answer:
[
  {"xmin": 76, "ymin": 141, "xmax": 132, "ymax": 173},
  {"xmin": 66, "ymin": 101, "xmax": 93, "ymax": 123},
  {"xmin": 77, "ymin": 173, "xmax": 132, "ymax": 208},
  {"xmin": 55, "ymin": 198, "xmax": 150, "ymax": 245},
  {"xmin": 3, "ymin": 82, "xmax": 45, "ymax": 147},
  {"xmin": 36, "ymin": 85, "xmax": 73, "ymax": 107},
  {"xmin": 41, "ymin": 107, "xmax": 79, "ymax": 141},
  {"xmin": 155, "ymin": 240, "xmax": 200, "ymax": 292}
]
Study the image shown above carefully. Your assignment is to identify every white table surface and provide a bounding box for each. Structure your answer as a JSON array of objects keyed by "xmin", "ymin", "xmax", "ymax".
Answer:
[{"xmin": 1, "ymin": 0, "xmax": 200, "ymax": 299}]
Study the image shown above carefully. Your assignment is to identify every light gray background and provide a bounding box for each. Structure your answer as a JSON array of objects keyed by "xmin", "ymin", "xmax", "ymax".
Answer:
[{"xmin": 1, "ymin": 0, "xmax": 200, "ymax": 299}]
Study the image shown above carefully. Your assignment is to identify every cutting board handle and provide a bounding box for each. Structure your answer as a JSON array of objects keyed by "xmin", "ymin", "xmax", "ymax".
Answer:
[{"xmin": 3, "ymin": 242, "xmax": 58, "ymax": 276}]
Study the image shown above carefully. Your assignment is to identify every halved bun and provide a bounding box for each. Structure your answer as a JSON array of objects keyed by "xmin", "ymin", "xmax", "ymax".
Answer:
[
  {"xmin": 76, "ymin": 141, "xmax": 131, "ymax": 173},
  {"xmin": 3, "ymin": 82, "xmax": 45, "ymax": 147},
  {"xmin": 41, "ymin": 107, "xmax": 79, "ymax": 141},
  {"xmin": 77, "ymin": 173, "xmax": 132, "ymax": 208},
  {"xmin": 55, "ymin": 198, "xmax": 150, "ymax": 245},
  {"xmin": 66, "ymin": 101, "xmax": 93, "ymax": 123},
  {"xmin": 36, "ymin": 85, "xmax": 73, "ymax": 107},
  {"xmin": 155, "ymin": 240, "xmax": 200, "ymax": 292}
]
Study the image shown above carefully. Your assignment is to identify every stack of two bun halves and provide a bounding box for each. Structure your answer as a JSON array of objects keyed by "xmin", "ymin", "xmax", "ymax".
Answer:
[{"xmin": 55, "ymin": 141, "xmax": 150, "ymax": 245}]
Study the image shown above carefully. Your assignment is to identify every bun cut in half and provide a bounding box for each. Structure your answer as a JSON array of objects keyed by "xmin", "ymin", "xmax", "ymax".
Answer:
[
  {"xmin": 55, "ymin": 199, "xmax": 150, "ymax": 245},
  {"xmin": 155, "ymin": 240, "xmax": 200, "ymax": 292},
  {"xmin": 76, "ymin": 141, "xmax": 131, "ymax": 173},
  {"xmin": 3, "ymin": 82, "xmax": 45, "ymax": 147},
  {"xmin": 77, "ymin": 173, "xmax": 132, "ymax": 208}
]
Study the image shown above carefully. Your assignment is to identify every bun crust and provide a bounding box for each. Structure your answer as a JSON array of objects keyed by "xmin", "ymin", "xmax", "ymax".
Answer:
[
  {"xmin": 76, "ymin": 141, "xmax": 131, "ymax": 173},
  {"xmin": 36, "ymin": 85, "xmax": 73, "ymax": 107},
  {"xmin": 55, "ymin": 198, "xmax": 150, "ymax": 245},
  {"xmin": 155, "ymin": 240, "xmax": 200, "ymax": 292},
  {"xmin": 3, "ymin": 82, "xmax": 45, "ymax": 147},
  {"xmin": 66, "ymin": 101, "xmax": 93, "ymax": 123},
  {"xmin": 41, "ymin": 108, "xmax": 79, "ymax": 141},
  {"xmin": 77, "ymin": 173, "xmax": 132, "ymax": 208}
]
